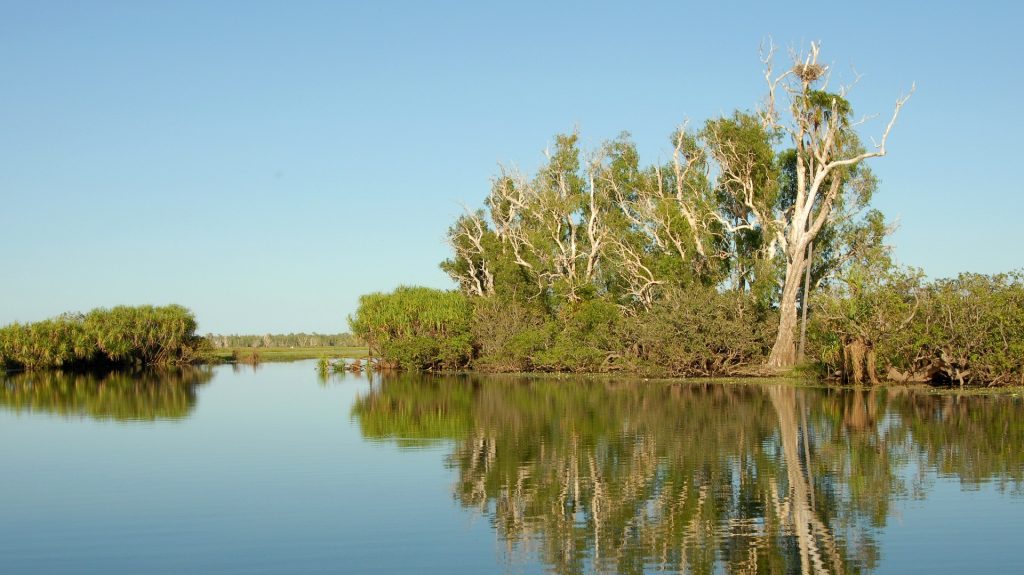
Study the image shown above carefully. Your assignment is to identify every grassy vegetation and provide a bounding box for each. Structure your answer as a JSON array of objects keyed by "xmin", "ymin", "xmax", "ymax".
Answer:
[
  {"xmin": 206, "ymin": 332, "xmax": 360, "ymax": 349},
  {"xmin": 348, "ymin": 286, "xmax": 473, "ymax": 371},
  {"xmin": 0, "ymin": 305, "xmax": 209, "ymax": 371},
  {"xmin": 209, "ymin": 345, "xmax": 367, "ymax": 363}
]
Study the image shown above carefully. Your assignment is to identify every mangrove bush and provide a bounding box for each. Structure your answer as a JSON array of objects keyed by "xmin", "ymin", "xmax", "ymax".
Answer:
[{"xmin": 812, "ymin": 264, "xmax": 1024, "ymax": 386}]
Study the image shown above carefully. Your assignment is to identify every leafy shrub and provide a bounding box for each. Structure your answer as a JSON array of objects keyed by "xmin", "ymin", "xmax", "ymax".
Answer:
[
  {"xmin": 812, "ymin": 267, "xmax": 1024, "ymax": 386},
  {"xmin": 902, "ymin": 272, "xmax": 1024, "ymax": 386},
  {"xmin": 348, "ymin": 286, "xmax": 472, "ymax": 371},
  {"xmin": 528, "ymin": 299, "xmax": 623, "ymax": 372},
  {"xmin": 809, "ymin": 260, "xmax": 922, "ymax": 384},
  {"xmin": 469, "ymin": 296, "xmax": 552, "ymax": 371},
  {"xmin": 620, "ymin": 287, "xmax": 776, "ymax": 377}
]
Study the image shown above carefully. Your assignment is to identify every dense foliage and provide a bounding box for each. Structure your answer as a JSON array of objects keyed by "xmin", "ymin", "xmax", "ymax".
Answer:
[
  {"xmin": 813, "ymin": 266, "xmax": 1024, "ymax": 386},
  {"xmin": 0, "ymin": 305, "xmax": 209, "ymax": 371},
  {"xmin": 426, "ymin": 44, "xmax": 904, "ymax": 377},
  {"xmin": 354, "ymin": 285, "xmax": 777, "ymax": 377},
  {"xmin": 427, "ymin": 116, "xmax": 878, "ymax": 376},
  {"xmin": 348, "ymin": 286, "xmax": 472, "ymax": 371}
]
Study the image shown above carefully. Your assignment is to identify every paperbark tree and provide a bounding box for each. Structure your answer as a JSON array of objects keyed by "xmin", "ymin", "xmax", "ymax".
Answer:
[
  {"xmin": 443, "ymin": 133, "xmax": 608, "ymax": 305},
  {"xmin": 598, "ymin": 130, "xmax": 721, "ymax": 308},
  {"xmin": 758, "ymin": 42, "xmax": 913, "ymax": 368}
]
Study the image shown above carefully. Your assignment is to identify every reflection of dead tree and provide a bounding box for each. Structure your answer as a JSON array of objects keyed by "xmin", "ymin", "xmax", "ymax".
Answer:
[{"xmin": 769, "ymin": 385, "xmax": 845, "ymax": 574}]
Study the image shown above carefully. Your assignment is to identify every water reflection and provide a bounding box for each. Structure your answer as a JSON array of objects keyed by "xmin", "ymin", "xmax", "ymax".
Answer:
[
  {"xmin": 352, "ymin": 376, "xmax": 1024, "ymax": 574},
  {"xmin": 0, "ymin": 367, "xmax": 214, "ymax": 421}
]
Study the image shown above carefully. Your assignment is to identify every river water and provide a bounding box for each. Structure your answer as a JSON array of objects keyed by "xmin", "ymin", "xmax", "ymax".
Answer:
[{"xmin": 1, "ymin": 361, "xmax": 1022, "ymax": 574}]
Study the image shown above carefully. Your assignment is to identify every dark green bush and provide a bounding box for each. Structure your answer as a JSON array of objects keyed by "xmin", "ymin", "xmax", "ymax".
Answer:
[
  {"xmin": 620, "ymin": 287, "xmax": 776, "ymax": 377},
  {"xmin": 469, "ymin": 296, "xmax": 552, "ymax": 371},
  {"xmin": 348, "ymin": 286, "xmax": 472, "ymax": 371},
  {"xmin": 901, "ymin": 272, "xmax": 1024, "ymax": 386},
  {"xmin": 812, "ymin": 268, "xmax": 1024, "ymax": 386},
  {"xmin": 809, "ymin": 260, "xmax": 922, "ymax": 384},
  {"xmin": 465, "ymin": 288, "xmax": 775, "ymax": 376},
  {"xmin": 532, "ymin": 299, "xmax": 623, "ymax": 372}
]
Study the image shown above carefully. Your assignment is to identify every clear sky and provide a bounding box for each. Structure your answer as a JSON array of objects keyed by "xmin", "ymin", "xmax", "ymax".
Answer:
[{"xmin": 2, "ymin": 1, "xmax": 1021, "ymax": 334}]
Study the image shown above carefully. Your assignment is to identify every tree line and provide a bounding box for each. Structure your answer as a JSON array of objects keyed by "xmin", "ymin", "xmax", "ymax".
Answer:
[
  {"xmin": 348, "ymin": 44, "xmax": 1024, "ymax": 386},
  {"xmin": 205, "ymin": 332, "xmax": 361, "ymax": 349}
]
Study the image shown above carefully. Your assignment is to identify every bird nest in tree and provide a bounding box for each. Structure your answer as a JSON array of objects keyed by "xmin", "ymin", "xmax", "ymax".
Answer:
[{"xmin": 793, "ymin": 63, "xmax": 825, "ymax": 83}]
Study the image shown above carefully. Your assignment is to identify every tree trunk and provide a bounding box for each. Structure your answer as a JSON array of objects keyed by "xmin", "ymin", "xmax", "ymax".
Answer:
[
  {"xmin": 768, "ymin": 257, "xmax": 806, "ymax": 368},
  {"xmin": 797, "ymin": 241, "xmax": 813, "ymax": 363},
  {"xmin": 866, "ymin": 349, "xmax": 880, "ymax": 385},
  {"xmin": 847, "ymin": 340, "xmax": 866, "ymax": 385}
]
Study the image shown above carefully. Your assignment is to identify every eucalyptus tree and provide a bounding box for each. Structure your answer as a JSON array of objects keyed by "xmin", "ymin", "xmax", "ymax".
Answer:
[
  {"xmin": 444, "ymin": 130, "xmax": 726, "ymax": 311},
  {"xmin": 599, "ymin": 130, "xmax": 725, "ymax": 307},
  {"xmin": 754, "ymin": 43, "xmax": 913, "ymax": 367},
  {"xmin": 443, "ymin": 133, "xmax": 610, "ymax": 306},
  {"xmin": 701, "ymin": 111, "xmax": 781, "ymax": 304}
]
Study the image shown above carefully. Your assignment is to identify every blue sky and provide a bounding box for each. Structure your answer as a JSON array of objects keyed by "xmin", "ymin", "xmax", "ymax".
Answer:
[{"xmin": 2, "ymin": 1, "xmax": 1021, "ymax": 333}]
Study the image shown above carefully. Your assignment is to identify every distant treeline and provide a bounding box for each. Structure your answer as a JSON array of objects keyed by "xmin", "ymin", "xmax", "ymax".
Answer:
[
  {"xmin": 0, "ymin": 305, "xmax": 208, "ymax": 371},
  {"xmin": 205, "ymin": 332, "xmax": 362, "ymax": 349}
]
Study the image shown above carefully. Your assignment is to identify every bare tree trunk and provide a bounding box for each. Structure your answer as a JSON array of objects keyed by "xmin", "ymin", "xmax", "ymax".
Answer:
[
  {"xmin": 798, "ymin": 241, "xmax": 813, "ymax": 363},
  {"xmin": 768, "ymin": 254, "xmax": 807, "ymax": 368},
  {"xmin": 759, "ymin": 43, "xmax": 912, "ymax": 371}
]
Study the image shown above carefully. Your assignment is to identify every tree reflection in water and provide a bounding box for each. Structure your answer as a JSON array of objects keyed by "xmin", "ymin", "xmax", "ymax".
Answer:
[
  {"xmin": 0, "ymin": 367, "xmax": 214, "ymax": 422},
  {"xmin": 352, "ymin": 375, "xmax": 1024, "ymax": 574}
]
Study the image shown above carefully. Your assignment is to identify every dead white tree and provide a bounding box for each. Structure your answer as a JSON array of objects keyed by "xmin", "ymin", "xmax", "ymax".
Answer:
[
  {"xmin": 601, "ymin": 128, "xmax": 720, "ymax": 306},
  {"xmin": 446, "ymin": 208, "xmax": 495, "ymax": 297},
  {"xmin": 702, "ymin": 118, "xmax": 781, "ymax": 270},
  {"xmin": 481, "ymin": 153, "xmax": 607, "ymax": 301},
  {"xmin": 759, "ymin": 42, "xmax": 913, "ymax": 368}
]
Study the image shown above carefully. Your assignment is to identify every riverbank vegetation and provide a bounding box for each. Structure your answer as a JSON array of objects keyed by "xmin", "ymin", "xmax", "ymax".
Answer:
[
  {"xmin": 348, "ymin": 286, "xmax": 472, "ymax": 371},
  {"xmin": 812, "ymin": 266, "xmax": 1024, "ymax": 386},
  {"xmin": 0, "ymin": 305, "xmax": 209, "ymax": 371},
  {"xmin": 349, "ymin": 44, "xmax": 1023, "ymax": 386}
]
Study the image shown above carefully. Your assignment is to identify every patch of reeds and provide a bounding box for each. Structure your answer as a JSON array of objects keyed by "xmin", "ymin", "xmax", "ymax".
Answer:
[
  {"xmin": 348, "ymin": 286, "xmax": 472, "ymax": 371},
  {"xmin": 231, "ymin": 349, "xmax": 262, "ymax": 365}
]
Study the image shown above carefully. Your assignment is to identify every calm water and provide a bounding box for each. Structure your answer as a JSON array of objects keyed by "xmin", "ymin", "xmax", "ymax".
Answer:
[{"xmin": 1, "ymin": 362, "xmax": 1022, "ymax": 574}]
